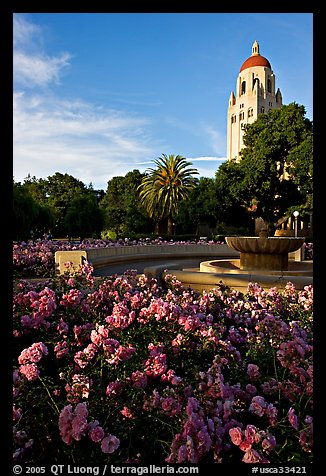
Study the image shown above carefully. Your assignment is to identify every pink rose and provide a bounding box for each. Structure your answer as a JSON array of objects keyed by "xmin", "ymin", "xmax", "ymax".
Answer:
[
  {"xmin": 229, "ymin": 427, "xmax": 243, "ymax": 446},
  {"xmin": 247, "ymin": 363, "xmax": 260, "ymax": 379},
  {"xmin": 101, "ymin": 434, "xmax": 120, "ymax": 454}
]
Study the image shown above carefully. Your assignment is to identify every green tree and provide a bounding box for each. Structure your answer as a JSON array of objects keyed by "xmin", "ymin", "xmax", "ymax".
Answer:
[
  {"xmin": 137, "ymin": 154, "xmax": 199, "ymax": 235},
  {"xmin": 214, "ymin": 160, "xmax": 253, "ymax": 231},
  {"xmin": 100, "ymin": 170, "xmax": 150, "ymax": 237},
  {"xmin": 64, "ymin": 192, "xmax": 104, "ymax": 240},
  {"xmin": 41, "ymin": 173, "xmax": 88, "ymax": 236},
  {"xmin": 216, "ymin": 103, "xmax": 313, "ymax": 234},
  {"xmin": 21, "ymin": 173, "xmax": 105, "ymax": 237},
  {"xmin": 287, "ymin": 132, "xmax": 313, "ymax": 213},
  {"xmin": 177, "ymin": 177, "xmax": 219, "ymax": 234},
  {"xmin": 13, "ymin": 182, "xmax": 55, "ymax": 240},
  {"xmin": 21, "ymin": 174, "xmax": 49, "ymax": 205}
]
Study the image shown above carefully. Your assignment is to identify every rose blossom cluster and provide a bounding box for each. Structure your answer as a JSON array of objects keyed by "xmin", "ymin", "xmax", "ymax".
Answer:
[
  {"xmin": 58, "ymin": 402, "xmax": 120, "ymax": 454},
  {"xmin": 14, "ymin": 287, "xmax": 57, "ymax": 332},
  {"xmin": 165, "ymin": 396, "xmax": 214, "ymax": 463},
  {"xmin": 229, "ymin": 425, "xmax": 276, "ymax": 463},
  {"xmin": 65, "ymin": 374, "xmax": 92, "ymax": 402},
  {"xmin": 89, "ymin": 325, "xmax": 136, "ymax": 366},
  {"xmin": 13, "ymin": 265, "xmax": 313, "ymax": 464},
  {"xmin": 18, "ymin": 342, "xmax": 48, "ymax": 381},
  {"xmin": 144, "ymin": 343, "xmax": 168, "ymax": 378}
]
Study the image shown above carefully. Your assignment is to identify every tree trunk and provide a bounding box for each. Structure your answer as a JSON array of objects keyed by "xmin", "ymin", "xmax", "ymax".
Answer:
[
  {"xmin": 266, "ymin": 222, "xmax": 276, "ymax": 237},
  {"xmin": 167, "ymin": 216, "xmax": 174, "ymax": 235},
  {"xmin": 155, "ymin": 219, "xmax": 168, "ymax": 235},
  {"xmin": 255, "ymin": 217, "xmax": 276, "ymax": 237}
]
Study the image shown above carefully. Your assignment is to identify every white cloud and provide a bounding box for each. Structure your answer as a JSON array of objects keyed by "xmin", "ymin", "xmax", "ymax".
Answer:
[
  {"xmin": 13, "ymin": 15, "xmax": 40, "ymax": 48},
  {"xmin": 189, "ymin": 156, "xmax": 226, "ymax": 162},
  {"xmin": 12, "ymin": 15, "xmax": 161, "ymax": 190},
  {"xmin": 188, "ymin": 156, "xmax": 227, "ymax": 177},
  {"xmin": 191, "ymin": 162, "xmax": 225, "ymax": 179},
  {"xmin": 13, "ymin": 91, "xmax": 159, "ymax": 189},
  {"xmin": 14, "ymin": 51, "xmax": 71, "ymax": 87},
  {"xmin": 201, "ymin": 124, "xmax": 226, "ymax": 157},
  {"xmin": 12, "ymin": 15, "xmax": 225, "ymax": 190},
  {"xmin": 13, "ymin": 14, "xmax": 71, "ymax": 88}
]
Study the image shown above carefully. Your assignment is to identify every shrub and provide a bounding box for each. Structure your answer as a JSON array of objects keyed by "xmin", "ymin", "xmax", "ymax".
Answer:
[{"xmin": 13, "ymin": 263, "xmax": 313, "ymax": 464}]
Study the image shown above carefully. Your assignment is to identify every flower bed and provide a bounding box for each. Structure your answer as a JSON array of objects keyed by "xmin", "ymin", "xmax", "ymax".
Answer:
[
  {"xmin": 13, "ymin": 238, "xmax": 222, "ymax": 279},
  {"xmin": 13, "ymin": 238, "xmax": 313, "ymax": 279},
  {"xmin": 13, "ymin": 262, "xmax": 313, "ymax": 464}
]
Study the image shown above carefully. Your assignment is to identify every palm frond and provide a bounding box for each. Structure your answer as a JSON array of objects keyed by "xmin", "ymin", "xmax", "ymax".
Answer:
[{"xmin": 137, "ymin": 154, "xmax": 199, "ymax": 222}]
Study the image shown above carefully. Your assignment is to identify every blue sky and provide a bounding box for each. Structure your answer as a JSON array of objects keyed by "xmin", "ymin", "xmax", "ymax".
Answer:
[{"xmin": 13, "ymin": 12, "xmax": 313, "ymax": 191}]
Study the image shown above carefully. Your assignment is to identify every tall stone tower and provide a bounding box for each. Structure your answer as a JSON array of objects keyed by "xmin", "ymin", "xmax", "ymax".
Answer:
[{"xmin": 227, "ymin": 40, "xmax": 282, "ymax": 162}]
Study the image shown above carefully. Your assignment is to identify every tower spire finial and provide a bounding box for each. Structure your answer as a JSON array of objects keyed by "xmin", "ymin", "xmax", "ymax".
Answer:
[{"xmin": 252, "ymin": 40, "xmax": 260, "ymax": 56}]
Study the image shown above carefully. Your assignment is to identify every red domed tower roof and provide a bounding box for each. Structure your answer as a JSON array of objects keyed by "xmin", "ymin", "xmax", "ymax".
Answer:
[
  {"xmin": 240, "ymin": 40, "xmax": 271, "ymax": 72},
  {"xmin": 240, "ymin": 55, "xmax": 271, "ymax": 71}
]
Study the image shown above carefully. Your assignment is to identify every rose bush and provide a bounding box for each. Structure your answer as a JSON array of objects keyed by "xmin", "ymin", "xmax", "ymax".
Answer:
[{"xmin": 13, "ymin": 260, "xmax": 313, "ymax": 464}]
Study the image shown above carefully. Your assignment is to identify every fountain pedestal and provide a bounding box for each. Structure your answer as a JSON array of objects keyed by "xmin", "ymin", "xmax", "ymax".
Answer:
[
  {"xmin": 239, "ymin": 251, "xmax": 288, "ymax": 271},
  {"xmin": 225, "ymin": 236, "xmax": 305, "ymax": 271}
]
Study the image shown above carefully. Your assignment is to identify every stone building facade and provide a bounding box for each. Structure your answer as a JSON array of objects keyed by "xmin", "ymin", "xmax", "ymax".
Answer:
[{"xmin": 227, "ymin": 40, "xmax": 283, "ymax": 162}]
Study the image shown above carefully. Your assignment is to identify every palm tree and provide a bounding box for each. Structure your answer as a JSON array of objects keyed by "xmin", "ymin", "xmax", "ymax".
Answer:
[{"xmin": 137, "ymin": 154, "xmax": 199, "ymax": 235}]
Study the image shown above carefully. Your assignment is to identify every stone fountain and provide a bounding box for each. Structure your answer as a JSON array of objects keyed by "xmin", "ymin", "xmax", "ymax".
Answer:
[
  {"xmin": 197, "ymin": 231, "xmax": 313, "ymax": 290},
  {"xmin": 224, "ymin": 235, "xmax": 305, "ymax": 271}
]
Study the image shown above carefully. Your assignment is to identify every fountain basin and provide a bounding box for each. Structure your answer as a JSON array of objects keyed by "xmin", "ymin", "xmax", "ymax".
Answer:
[
  {"xmin": 225, "ymin": 236, "xmax": 305, "ymax": 271},
  {"xmin": 200, "ymin": 259, "xmax": 312, "ymax": 276}
]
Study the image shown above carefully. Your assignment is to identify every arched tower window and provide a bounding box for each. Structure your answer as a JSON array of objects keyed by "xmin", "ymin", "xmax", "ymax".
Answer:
[
  {"xmin": 231, "ymin": 114, "xmax": 236, "ymax": 124},
  {"xmin": 267, "ymin": 78, "xmax": 272, "ymax": 93},
  {"xmin": 241, "ymin": 81, "xmax": 246, "ymax": 95}
]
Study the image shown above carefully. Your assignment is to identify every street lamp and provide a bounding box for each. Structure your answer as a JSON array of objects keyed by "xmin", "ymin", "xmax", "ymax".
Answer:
[{"xmin": 293, "ymin": 211, "xmax": 299, "ymax": 237}]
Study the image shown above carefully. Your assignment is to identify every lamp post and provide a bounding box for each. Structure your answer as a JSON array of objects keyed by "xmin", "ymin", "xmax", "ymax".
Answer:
[{"xmin": 293, "ymin": 211, "xmax": 299, "ymax": 237}]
